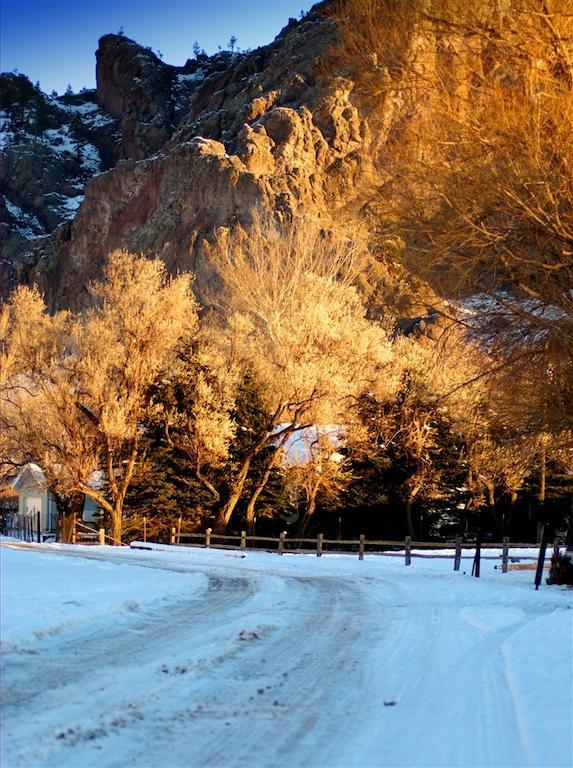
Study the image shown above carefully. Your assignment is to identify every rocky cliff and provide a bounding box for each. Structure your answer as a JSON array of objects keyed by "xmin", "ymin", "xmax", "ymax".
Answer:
[{"xmin": 1, "ymin": 2, "xmax": 393, "ymax": 309}]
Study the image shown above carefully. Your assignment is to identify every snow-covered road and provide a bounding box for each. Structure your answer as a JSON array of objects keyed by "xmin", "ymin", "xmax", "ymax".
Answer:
[{"xmin": 1, "ymin": 541, "xmax": 572, "ymax": 768}]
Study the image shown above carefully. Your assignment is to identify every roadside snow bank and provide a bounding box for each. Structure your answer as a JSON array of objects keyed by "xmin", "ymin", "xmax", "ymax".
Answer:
[{"xmin": 0, "ymin": 544, "xmax": 207, "ymax": 652}]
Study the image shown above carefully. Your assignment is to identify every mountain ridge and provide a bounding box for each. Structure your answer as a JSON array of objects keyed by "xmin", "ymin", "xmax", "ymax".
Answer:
[{"xmin": 1, "ymin": 2, "xmax": 388, "ymax": 311}]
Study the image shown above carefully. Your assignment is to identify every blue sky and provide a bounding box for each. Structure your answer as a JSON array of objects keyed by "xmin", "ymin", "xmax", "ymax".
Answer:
[{"xmin": 1, "ymin": 0, "xmax": 316, "ymax": 94}]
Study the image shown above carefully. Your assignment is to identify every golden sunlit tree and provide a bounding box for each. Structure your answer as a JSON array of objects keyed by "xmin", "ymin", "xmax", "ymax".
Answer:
[
  {"xmin": 0, "ymin": 251, "xmax": 197, "ymax": 543},
  {"xmin": 208, "ymin": 215, "xmax": 393, "ymax": 533},
  {"xmin": 286, "ymin": 428, "xmax": 350, "ymax": 537},
  {"xmin": 330, "ymin": 0, "xmax": 573, "ymax": 437}
]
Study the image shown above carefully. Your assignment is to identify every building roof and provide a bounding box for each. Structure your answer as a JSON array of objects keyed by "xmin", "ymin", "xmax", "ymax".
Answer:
[
  {"xmin": 11, "ymin": 464, "xmax": 104, "ymax": 491},
  {"xmin": 11, "ymin": 463, "xmax": 47, "ymax": 491}
]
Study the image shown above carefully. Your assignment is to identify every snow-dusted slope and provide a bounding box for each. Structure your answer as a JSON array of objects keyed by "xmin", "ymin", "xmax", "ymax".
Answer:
[
  {"xmin": 0, "ymin": 76, "xmax": 121, "ymax": 292},
  {"xmin": 1, "ymin": 541, "xmax": 571, "ymax": 768}
]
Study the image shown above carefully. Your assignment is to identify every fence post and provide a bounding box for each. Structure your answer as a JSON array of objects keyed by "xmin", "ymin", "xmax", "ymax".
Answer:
[
  {"xmin": 170, "ymin": 526, "xmax": 176, "ymax": 545},
  {"xmin": 501, "ymin": 536, "xmax": 509, "ymax": 574},
  {"xmin": 359, "ymin": 534, "xmax": 365, "ymax": 561},
  {"xmin": 317, "ymin": 533, "xmax": 323, "ymax": 557},
  {"xmin": 454, "ymin": 536, "xmax": 462, "ymax": 571},
  {"xmin": 405, "ymin": 536, "xmax": 411, "ymax": 566},
  {"xmin": 99, "ymin": 528, "xmax": 105, "ymax": 546},
  {"xmin": 143, "ymin": 516, "xmax": 147, "ymax": 543},
  {"xmin": 72, "ymin": 517, "xmax": 77, "ymax": 545},
  {"xmin": 278, "ymin": 531, "xmax": 285, "ymax": 555},
  {"xmin": 205, "ymin": 528, "xmax": 211, "ymax": 548},
  {"xmin": 240, "ymin": 530, "xmax": 247, "ymax": 549},
  {"xmin": 177, "ymin": 516, "xmax": 182, "ymax": 545},
  {"xmin": 36, "ymin": 508, "xmax": 41, "ymax": 544}
]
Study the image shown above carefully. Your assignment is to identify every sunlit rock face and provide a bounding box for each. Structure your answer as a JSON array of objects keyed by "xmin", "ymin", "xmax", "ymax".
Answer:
[{"xmin": 4, "ymin": 1, "xmax": 379, "ymax": 309}]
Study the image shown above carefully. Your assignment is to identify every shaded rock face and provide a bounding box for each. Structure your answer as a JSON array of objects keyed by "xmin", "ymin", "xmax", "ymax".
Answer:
[
  {"xmin": 1, "ymin": 74, "xmax": 121, "ymax": 292},
  {"xmin": 96, "ymin": 35, "xmax": 177, "ymax": 160},
  {"xmin": 6, "ymin": 2, "xmax": 381, "ymax": 309}
]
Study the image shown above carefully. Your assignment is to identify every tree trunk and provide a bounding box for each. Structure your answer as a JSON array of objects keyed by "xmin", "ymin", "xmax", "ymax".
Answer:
[
  {"xmin": 565, "ymin": 496, "xmax": 573, "ymax": 558},
  {"xmin": 214, "ymin": 425, "xmax": 295, "ymax": 534},
  {"xmin": 195, "ymin": 465, "xmax": 220, "ymax": 500},
  {"xmin": 214, "ymin": 454, "xmax": 255, "ymax": 534},
  {"xmin": 405, "ymin": 497, "xmax": 415, "ymax": 539},
  {"xmin": 244, "ymin": 447, "xmax": 282, "ymax": 534},
  {"xmin": 503, "ymin": 491, "xmax": 518, "ymax": 538},
  {"xmin": 487, "ymin": 484, "xmax": 495, "ymax": 508},
  {"xmin": 245, "ymin": 481, "xmax": 263, "ymax": 535},
  {"xmin": 537, "ymin": 444, "xmax": 547, "ymax": 542},
  {"xmin": 539, "ymin": 444, "xmax": 547, "ymax": 505},
  {"xmin": 297, "ymin": 492, "xmax": 317, "ymax": 540},
  {"xmin": 53, "ymin": 492, "xmax": 84, "ymax": 543},
  {"xmin": 109, "ymin": 502, "xmax": 123, "ymax": 546}
]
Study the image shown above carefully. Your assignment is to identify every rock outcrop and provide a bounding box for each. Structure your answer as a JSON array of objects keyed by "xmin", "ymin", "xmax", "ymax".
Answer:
[
  {"xmin": 0, "ymin": 74, "xmax": 122, "ymax": 291},
  {"xmin": 96, "ymin": 34, "xmax": 181, "ymax": 160},
  {"xmin": 3, "ymin": 2, "xmax": 384, "ymax": 308}
]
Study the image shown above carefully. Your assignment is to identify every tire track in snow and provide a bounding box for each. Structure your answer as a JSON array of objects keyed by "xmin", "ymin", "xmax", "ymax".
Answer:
[{"xmin": 2, "ymin": 547, "xmax": 382, "ymax": 768}]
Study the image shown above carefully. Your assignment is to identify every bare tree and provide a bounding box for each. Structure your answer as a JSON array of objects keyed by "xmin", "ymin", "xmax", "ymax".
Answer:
[
  {"xmin": 208, "ymin": 215, "xmax": 393, "ymax": 533},
  {"xmin": 331, "ymin": 0, "xmax": 573, "ymax": 435},
  {"xmin": 286, "ymin": 428, "xmax": 350, "ymax": 537},
  {"xmin": 1, "ymin": 251, "xmax": 197, "ymax": 543}
]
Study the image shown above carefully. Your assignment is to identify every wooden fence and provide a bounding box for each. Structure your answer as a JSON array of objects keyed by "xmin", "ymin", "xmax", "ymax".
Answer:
[
  {"xmin": 135, "ymin": 524, "xmax": 561, "ymax": 582},
  {"xmin": 3, "ymin": 513, "xmax": 560, "ymax": 587}
]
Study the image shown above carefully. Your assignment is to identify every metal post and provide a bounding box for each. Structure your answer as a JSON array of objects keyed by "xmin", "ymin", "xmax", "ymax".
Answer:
[
  {"xmin": 535, "ymin": 525, "xmax": 551, "ymax": 590},
  {"xmin": 278, "ymin": 531, "xmax": 285, "ymax": 555},
  {"xmin": 405, "ymin": 536, "xmax": 412, "ymax": 566},
  {"xmin": 36, "ymin": 508, "xmax": 41, "ymax": 544},
  {"xmin": 317, "ymin": 533, "xmax": 323, "ymax": 557},
  {"xmin": 359, "ymin": 534, "xmax": 365, "ymax": 561},
  {"xmin": 472, "ymin": 533, "xmax": 481, "ymax": 578}
]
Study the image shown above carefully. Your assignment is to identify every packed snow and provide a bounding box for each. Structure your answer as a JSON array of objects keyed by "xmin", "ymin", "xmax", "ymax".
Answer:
[{"xmin": 1, "ymin": 539, "xmax": 571, "ymax": 768}]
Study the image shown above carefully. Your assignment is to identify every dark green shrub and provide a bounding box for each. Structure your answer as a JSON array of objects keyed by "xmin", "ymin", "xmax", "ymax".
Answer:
[{"xmin": 547, "ymin": 554, "xmax": 573, "ymax": 587}]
